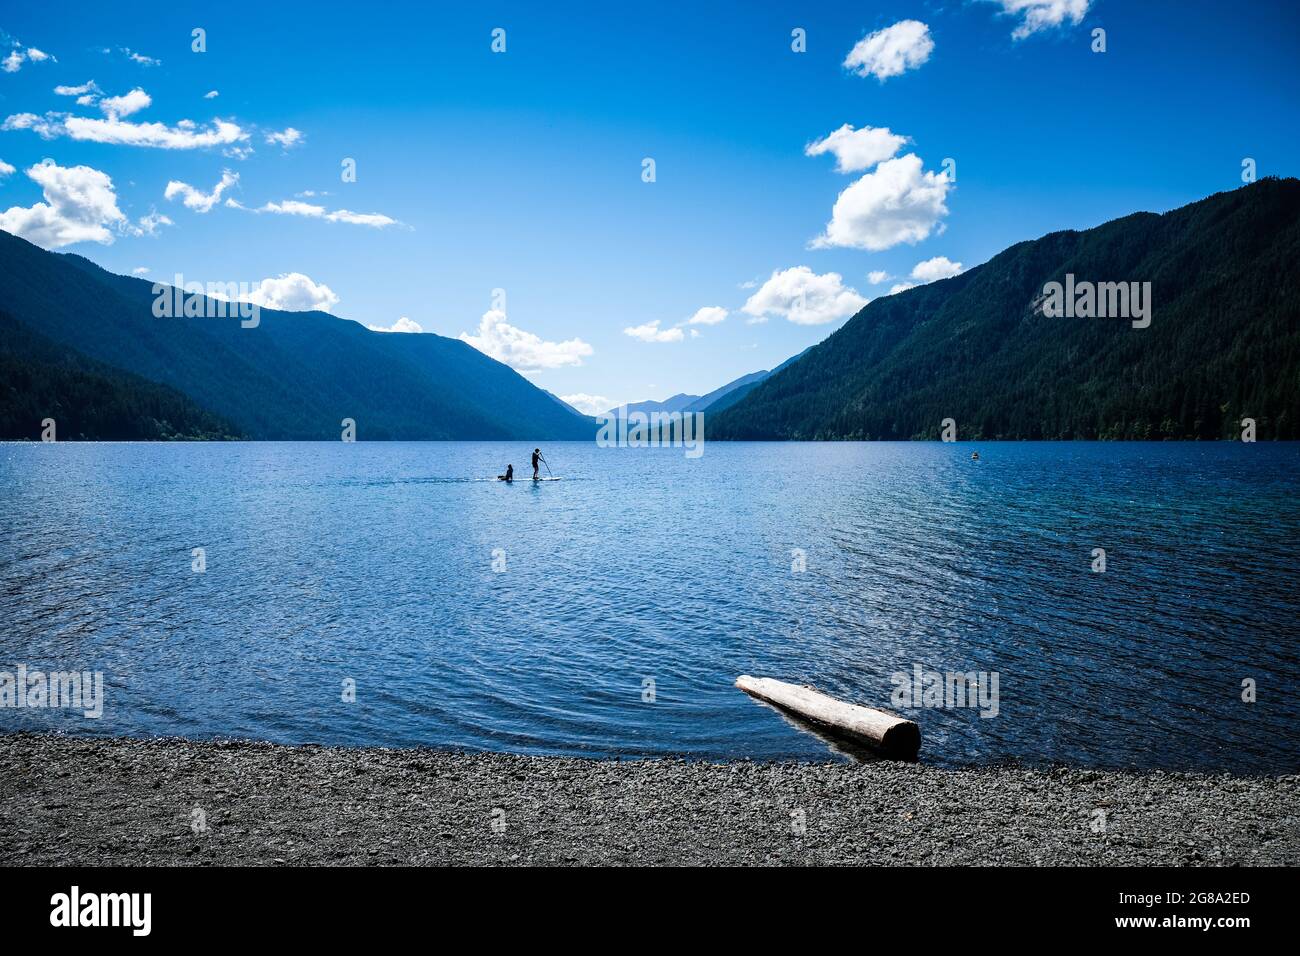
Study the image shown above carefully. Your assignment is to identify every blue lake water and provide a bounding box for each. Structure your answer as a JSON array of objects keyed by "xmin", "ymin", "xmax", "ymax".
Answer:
[{"xmin": 1, "ymin": 440, "xmax": 1297, "ymax": 772}]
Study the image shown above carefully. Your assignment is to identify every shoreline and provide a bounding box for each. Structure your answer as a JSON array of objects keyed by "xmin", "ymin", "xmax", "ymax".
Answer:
[{"xmin": 2, "ymin": 733, "xmax": 1295, "ymax": 866}]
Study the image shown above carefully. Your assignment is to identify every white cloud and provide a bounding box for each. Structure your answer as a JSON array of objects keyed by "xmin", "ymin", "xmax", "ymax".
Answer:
[
  {"xmin": 252, "ymin": 198, "xmax": 398, "ymax": 228},
  {"xmin": 889, "ymin": 282, "xmax": 917, "ymax": 294},
  {"xmin": 844, "ymin": 20, "xmax": 933, "ymax": 81},
  {"xmin": 132, "ymin": 266, "xmax": 150, "ymax": 275},
  {"xmin": 3, "ymin": 45, "xmax": 56, "ymax": 74},
  {"xmin": 3, "ymin": 110, "xmax": 250, "ymax": 151},
  {"xmin": 0, "ymin": 159, "xmax": 14, "ymax": 177},
  {"xmin": 111, "ymin": 47, "xmax": 159, "ymax": 66},
  {"xmin": 559, "ymin": 393, "xmax": 612, "ymax": 416},
  {"xmin": 624, "ymin": 320, "xmax": 685, "ymax": 343},
  {"xmin": 867, "ymin": 270, "xmax": 890, "ymax": 285},
  {"xmin": 805, "ymin": 124, "xmax": 909, "ymax": 173},
  {"xmin": 911, "ymin": 255, "xmax": 964, "ymax": 281},
  {"xmin": 984, "ymin": 1, "xmax": 1091, "ymax": 39},
  {"xmin": 55, "ymin": 80, "xmax": 100, "ymax": 98},
  {"xmin": 686, "ymin": 306, "xmax": 728, "ymax": 326},
  {"xmin": 240, "ymin": 273, "xmax": 340, "ymax": 313},
  {"xmin": 164, "ymin": 169, "xmax": 239, "ymax": 213},
  {"xmin": 135, "ymin": 210, "xmax": 172, "ymax": 236},
  {"xmin": 204, "ymin": 90, "xmax": 219, "ymax": 99},
  {"xmin": 100, "ymin": 88, "xmax": 151, "ymax": 118},
  {"xmin": 742, "ymin": 266, "xmax": 868, "ymax": 326},
  {"xmin": 0, "ymin": 159, "xmax": 127, "ymax": 248},
  {"xmin": 368, "ymin": 316, "xmax": 424, "ymax": 333},
  {"xmin": 265, "ymin": 127, "xmax": 303, "ymax": 148},
  {"xmin": 811, "ymin": 154, "xmax": 952, "ymax": 251},
  {"xmin": 460, "ymin": 310, "xmax": 593, "ymax": 371}
]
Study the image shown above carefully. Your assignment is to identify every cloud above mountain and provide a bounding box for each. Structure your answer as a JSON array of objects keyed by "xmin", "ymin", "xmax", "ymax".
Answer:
[
  {"xmin": 240, "ymin": 273, "xmax": 340, "ymax": 313},
  {"xmin": 812, "ymin": 154, "xmax": 952, "ymax": 251},
  {"xmin": 911, "ymin": 255, "xmax": 964, "ymax": 281},
  {"xmin": 460, "ymin": 310, "xmax": 593, "ymax": 371},
  {"xmin": 0, "ymin": 159, "xmax": 150, "ymax": 248},
  {"xmin": 742, "ymin": 266, "xmax": 867, "ymax": 325}
]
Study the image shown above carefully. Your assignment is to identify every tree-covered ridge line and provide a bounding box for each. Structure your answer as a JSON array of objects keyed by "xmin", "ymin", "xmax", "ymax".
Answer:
[
  {"xmin": 0, "ymin": 311, "xmax": 244, "ymax": 441},
  {"xmin": 710, "ymin": 178, "xmax": 1300, "ymax": 441}
]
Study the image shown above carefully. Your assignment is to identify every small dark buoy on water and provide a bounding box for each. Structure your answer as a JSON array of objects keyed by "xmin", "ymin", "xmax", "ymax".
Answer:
[{"xmin": 971, "ymin": 451, "xmax": 980, "ymax": 460}]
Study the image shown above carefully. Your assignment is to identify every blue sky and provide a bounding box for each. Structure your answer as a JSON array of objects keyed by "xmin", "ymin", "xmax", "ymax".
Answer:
[{"xmin": 1, "ymin": 1, "xmax": 1297, "ymax": 413}]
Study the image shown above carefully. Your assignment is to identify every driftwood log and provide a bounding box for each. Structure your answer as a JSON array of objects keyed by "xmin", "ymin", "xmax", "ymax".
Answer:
[{"xmin": 735, "ymin": 675, "xmax": 921, "ymax": 760}]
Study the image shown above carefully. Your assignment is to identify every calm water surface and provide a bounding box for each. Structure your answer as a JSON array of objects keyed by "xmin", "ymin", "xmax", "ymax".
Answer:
[{"xmin": 1, "ymin": 441, "xmax": 1297, "ymax": 772}]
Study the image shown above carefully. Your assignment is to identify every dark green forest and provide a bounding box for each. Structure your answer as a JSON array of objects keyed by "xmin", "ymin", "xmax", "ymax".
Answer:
[
  {"xmin": 711, "ymin": 177, "xmax": 1300, "ymax": 441},
  {"xmin": 0, "ymin": 311, "xmax": 243, "ymax": 440},
  {"xmin": 0, "ymin": 231, "xmax": 595, "ymax": 440}
]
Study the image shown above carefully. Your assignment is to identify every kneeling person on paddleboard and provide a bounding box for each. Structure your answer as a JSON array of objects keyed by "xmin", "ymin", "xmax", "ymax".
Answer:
[{"xmin": 499, "ymin": 464, "xmax": 513, "ymax": 482}]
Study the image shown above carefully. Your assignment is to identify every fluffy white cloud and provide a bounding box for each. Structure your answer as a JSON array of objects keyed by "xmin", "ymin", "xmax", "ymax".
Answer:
[
  {"xmin": 3, "ymin": 46, "xmax": 55, "ymax": 74},
  {"xmin": 460, "ymin": 310, "xmax": 593, "ymax": 371},
  {"xmin": 240, "ymin": 273, "xmax": 340, "ymax": 313},
  {"xmin": 368, "ymin": 316, "xmax": 424, "ymax": 333},
  {"xmin": 559, "ymin": 393, "xmax": 613, "ymax": 416},
  {"xmin": 984, "ymin": 0, "xmax": 1091, "ymax": 39},
  {"xmin": 844, "ymin": 20, "xmax": 933, "ymax": 81},
  {"xmin": 0, "ymin": 159, "xmax": 127, "ymax": 248},
  {"xmin": 204, "ymin": 90, "xmax": 219, "ymax": 99},
  {"xmin": 0, "ymin": 159, "xmax": 14, "ymax": 177},
  {"xmin": 100, "ymin": 88, "xmax": 151, "ymax": 118},
  {"xmin": 811, "ymin": 154, "xmax": 952, "ymax": 251},
  {"xmin": 54, "ymin": 80, "xmax": 99, "ymax": 98},
  {"xmin": 805, "ymin": 124, "xmax": 909, "ymax": 173},
  {"xmin": 251, "ymin": 198, "xmax": 398, "ymax": 228},
  {"xmin": 3, "ymin": 109, "xmax": 250, "ymax": 150},
  {"xmin": 265, "ymin": 127, "xmax": 303, "ymax": 148},
  {"xmin": 889, "ymin": 282, "xmax": 917, "ymax": 294},
  {"xmin": 911, "ymin": 255, "xmax": 964, "ymax": 281},
  {"xmin": 624, "ymin": 320, "xmax": 685, "ymax": 343},
  {"xmin": 867, "ymin": 270, "xmax": 890, "ymax": 285},
  {"xmin": 686, "ymin": 306, "xmax": 728, "ymax": 326},
  {"xmin": 742, "ymin": 266, "xmax": 868, "ymax": 326},
  {"xmin": 164, "ymin": 169, "xmax": 239, "ymax": 213},
  {"xmin": 132, "ymin": 266, "xmax": 150, "ymax": 275}
]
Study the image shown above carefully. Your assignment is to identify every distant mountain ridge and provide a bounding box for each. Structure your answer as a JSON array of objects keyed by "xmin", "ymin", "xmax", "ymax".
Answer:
[
  {"xmin": 606, "ymin": 393, "xmax": 701, "ymax": 418},
  {"xmin": 711, "ymin": 178, "xmax": 1300, "ymax": 440},
  {"xmin": 611, "ymin": 365, "xmax": 794, "ymax": 419},
  {"xmin": 0, "ymin": 231, "xmax": 595, "ymax": 440}
]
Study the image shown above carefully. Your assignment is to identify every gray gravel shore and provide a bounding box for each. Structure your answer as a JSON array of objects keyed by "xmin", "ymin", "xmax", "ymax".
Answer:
[{"xmin": 1, "ymin": 733, "xmax": 1295, "ymax": 866}]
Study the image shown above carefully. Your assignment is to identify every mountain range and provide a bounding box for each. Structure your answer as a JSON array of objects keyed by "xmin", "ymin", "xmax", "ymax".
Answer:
[
  {"xmin": 2, "ymin": 178, "xmax": 1296, "ymax": 442},
  {"xmin": 0, "ymin": 230, "xmax": 593, "ymax": 440},
  {"xmin": 712, "ymin": 177, "xmax": 1300, "ymax": 440}
]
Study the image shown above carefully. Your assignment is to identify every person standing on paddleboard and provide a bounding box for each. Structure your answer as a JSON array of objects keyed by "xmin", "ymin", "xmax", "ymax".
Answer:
[{"xmin": 532, "ymin": 448, "xmax": 543, "ymax": 480}]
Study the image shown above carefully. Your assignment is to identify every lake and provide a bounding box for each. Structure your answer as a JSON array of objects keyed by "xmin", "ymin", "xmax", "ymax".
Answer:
[{"xmin": 1, "ymin": 440, "xmax": 1297, "ymax": 772}]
